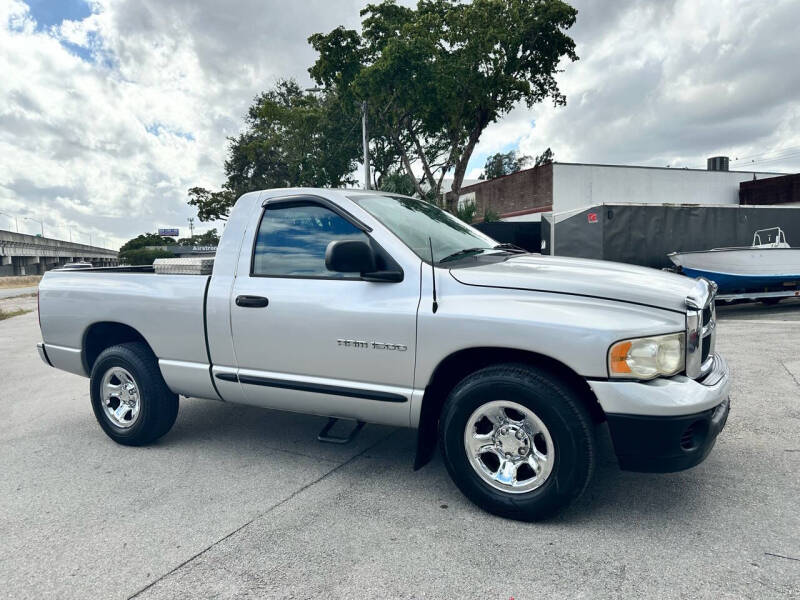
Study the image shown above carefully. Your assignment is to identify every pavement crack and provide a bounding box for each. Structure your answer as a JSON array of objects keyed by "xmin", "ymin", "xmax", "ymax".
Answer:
[
  {"xmin": 779, "ymin": 360, "xmax": 800, "ymax": 388},
  {"xmin": 764, "ymin": 552, "xmax": 800, "ymax": 562},
  {"xmin": 127, "ymin": 429, "xmax": 398, "ymax": 599}
]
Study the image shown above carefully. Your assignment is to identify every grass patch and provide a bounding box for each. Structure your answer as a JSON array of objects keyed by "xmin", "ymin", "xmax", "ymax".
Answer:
[
  {"xmin": 0, "ymin": 308, "xmax": 32, "ymax": 321},
  {"xmin": 0, "ymin": 275, "xmax": 42, "ymax": 289}
]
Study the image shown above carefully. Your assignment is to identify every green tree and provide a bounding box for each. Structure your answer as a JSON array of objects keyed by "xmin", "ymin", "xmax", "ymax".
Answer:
[
  {"xmin": 187, "ymin": 187, "xmax": 235, "ymax": 223},
  {"xmin": 456, "ymin": 201, "xmax": 477, "ymax": 224},
  {"xmin": 188, "ymin": 79, "xmax": 360, "ymax": 221},
  {"xmin": 177, "ymin": 228, "xmax": 220, "ymax": 246},
  {"xmin": 309, "ymin": 0, "xmax": 578, "ymax": 207},
  {"xmin": 478, "ymin": 150, "xmax": 532, "ymax": 180},
  {"xmin": 483, "ymin": 208, "xmax": 500, "ymax": 222},
  {"xmin": 118, "ymin": 233, "xmax": 177, "ymax": 265},
  {"xmin": 534, "ymin": 147, "xmax": 554, "ymax": 167},
  {"xmin": 379, "ymin": 169, "xmax": 417, "ymax": 196}
]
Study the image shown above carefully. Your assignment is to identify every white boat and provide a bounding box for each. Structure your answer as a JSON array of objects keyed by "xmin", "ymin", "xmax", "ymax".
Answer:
[{"xmin": 668, "ymin": 227, "xmax": 800, "ymax": 294}]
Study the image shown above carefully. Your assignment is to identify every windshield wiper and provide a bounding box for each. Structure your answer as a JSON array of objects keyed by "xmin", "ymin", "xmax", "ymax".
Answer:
[
  {"xmin": 437, "ymin": 247, "xmax": 489, "ymax": 264},
  {"xmin": 493, "ymin": 243, "xmax": 527, "ymax": 253}
]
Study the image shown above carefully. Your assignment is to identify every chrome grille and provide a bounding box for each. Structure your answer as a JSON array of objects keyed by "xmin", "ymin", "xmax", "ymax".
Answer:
[{"xmin": 686, "ymin": 279, "xmax": 717, "ymax": 379}]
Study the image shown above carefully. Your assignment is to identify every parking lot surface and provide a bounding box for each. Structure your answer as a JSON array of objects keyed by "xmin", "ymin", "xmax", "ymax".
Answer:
[{"xmin": 1, "ymin": 301, "xmax": 799, "ymax": 599}]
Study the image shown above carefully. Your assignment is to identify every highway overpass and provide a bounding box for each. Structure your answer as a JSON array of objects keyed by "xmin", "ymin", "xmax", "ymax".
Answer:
[{"xmin": 0, "ymin": 229, "xmax": 118, "ymax": 276}]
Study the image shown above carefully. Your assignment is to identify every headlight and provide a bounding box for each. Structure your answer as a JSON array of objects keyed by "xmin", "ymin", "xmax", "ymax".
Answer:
[{"xmin": 608, "ymin": 333, "xmax": 685, "ymax": 379}]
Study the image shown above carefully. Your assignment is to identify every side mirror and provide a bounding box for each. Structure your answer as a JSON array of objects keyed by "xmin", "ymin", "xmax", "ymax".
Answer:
[
  {"xmin": 325, "ymin": 240, "xmax": 404, "ymax": 282},
  {"xmin": 325, "ymin": 240, "xmax": 376, "ymax": 274}
]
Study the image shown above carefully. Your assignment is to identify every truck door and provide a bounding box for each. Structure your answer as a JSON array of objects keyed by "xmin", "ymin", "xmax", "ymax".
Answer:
[{"xmin": 227, "ymin": 196, "xmax": 420, "ymax": 427}]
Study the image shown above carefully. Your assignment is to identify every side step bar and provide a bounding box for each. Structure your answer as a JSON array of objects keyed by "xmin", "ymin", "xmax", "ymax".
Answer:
[{"xmin": 317, "ymin": 417, "xmax": 365, "ymax": 444}]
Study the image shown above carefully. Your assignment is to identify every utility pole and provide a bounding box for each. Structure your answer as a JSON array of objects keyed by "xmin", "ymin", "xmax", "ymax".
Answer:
[
  {"xmin": 188, "ymin": 217, "xmax": 195, "ymax": 239},
  {"xmin": 362, "ymin": 100, "xmax": 370, "ymax": 190}
]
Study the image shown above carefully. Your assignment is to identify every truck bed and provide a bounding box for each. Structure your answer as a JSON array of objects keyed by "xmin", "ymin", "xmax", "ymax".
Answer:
[{"xmin": 38, "ymin": 270, "xmax": 211, "ymax": 382}]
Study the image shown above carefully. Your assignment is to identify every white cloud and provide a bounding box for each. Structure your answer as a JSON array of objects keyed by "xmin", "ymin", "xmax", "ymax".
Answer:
[
  {"xmin": 0, "ymin": 0, "xmax": 798, "ymax": 247},
  {"xmin": 0, "ymin": 0, "xmax": 365, "ymax": 246},
  {"xmin": 512, "ymin": 0, "xmax": 800, "ymax": 174}
]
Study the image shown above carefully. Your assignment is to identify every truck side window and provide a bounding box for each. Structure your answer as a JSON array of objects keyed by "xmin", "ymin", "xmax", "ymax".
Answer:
[{"xmin": 252, "ymin": 202, "xmax": 369, "ymax": 278}]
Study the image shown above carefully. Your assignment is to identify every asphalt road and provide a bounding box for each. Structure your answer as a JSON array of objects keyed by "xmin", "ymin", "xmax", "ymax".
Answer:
[
  {"xmin": 0, "ymin": 286, "xmax": 38, "ymax": 300},
  {"xmin": 1, "ymin": 305, "xmax": 799, "ymax": 599}
]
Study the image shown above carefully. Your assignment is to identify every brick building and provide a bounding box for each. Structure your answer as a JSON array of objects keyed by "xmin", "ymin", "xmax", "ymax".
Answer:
[{"xmin": 739, "ymin": 172, "xmax": 800, "ymax": 206}]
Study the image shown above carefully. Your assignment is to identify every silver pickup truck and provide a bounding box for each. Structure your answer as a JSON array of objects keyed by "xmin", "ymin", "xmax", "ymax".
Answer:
[{"xmin": 37, "ymin": 188, "xmax": 730, "ymax": 520}]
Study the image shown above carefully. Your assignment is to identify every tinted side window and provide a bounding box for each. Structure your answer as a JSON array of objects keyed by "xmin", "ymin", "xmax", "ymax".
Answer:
[{"xmin": 252, "ymin": 203, "xmax": 369, "ymax": 277}]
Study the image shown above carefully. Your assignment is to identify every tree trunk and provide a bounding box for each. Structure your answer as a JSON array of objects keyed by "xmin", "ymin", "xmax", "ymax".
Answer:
[
  {"xmin": 448, "ymin": 124, "xmax": 484, "ymax": 212},
  {"xmin": 411, "ymin": 134, "xmax": 438, "ymax": 200},
  {"xmin": 393, "ymin": 134, "xmax": 427, "ymax": 199}
]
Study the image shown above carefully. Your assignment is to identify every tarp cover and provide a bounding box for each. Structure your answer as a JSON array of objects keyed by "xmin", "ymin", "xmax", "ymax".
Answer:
[{"xmin": 553, "ymin": 204, "xmax": 800, "ymax": 269}]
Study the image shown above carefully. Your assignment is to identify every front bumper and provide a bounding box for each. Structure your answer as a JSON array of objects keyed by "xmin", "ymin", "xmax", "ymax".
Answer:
[
  {"xmin": 606, "ymin": 397, "xmax": 729, "ymax": 472},
  {"xmin": 591, "ymin": 354, "xmax": 731, "ymax": 472}
]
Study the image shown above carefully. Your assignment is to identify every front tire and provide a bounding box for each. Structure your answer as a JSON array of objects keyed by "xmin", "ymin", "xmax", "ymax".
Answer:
[
  {"xmin": 90, "ymin": 342, "xmax": 179, "ymax": 446},
  {"xmin": 439, "ymin": 364, "xmax": 595, "ymax": 521}
]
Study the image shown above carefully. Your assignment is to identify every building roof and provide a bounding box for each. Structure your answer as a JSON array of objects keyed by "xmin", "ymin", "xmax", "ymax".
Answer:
[{"xmin": 551, "ymin": 161, "xmax": 786, "ymax": 175}]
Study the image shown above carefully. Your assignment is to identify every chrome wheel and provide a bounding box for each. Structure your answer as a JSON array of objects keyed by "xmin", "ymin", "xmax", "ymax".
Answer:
[
  {"xmin": 100, "ymin": 367, "xmax": 141, "ymax": 428},
  {"xmin": 463, "ymin": 400, "xmax": 555, "ymax": 494}
]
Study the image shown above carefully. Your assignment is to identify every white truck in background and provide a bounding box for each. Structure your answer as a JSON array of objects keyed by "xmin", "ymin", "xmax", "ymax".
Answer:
[{"xmin": 37, "ymin": 188, "xmax": 730, "ymax": 520}]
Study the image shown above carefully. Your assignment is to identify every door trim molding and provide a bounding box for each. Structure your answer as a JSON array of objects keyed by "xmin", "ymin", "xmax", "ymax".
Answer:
[{"xmin": 215, "ymin": 372, "xmax": 408, "ymax": 403}]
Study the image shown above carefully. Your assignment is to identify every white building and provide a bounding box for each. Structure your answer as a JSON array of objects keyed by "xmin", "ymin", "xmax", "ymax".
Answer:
[{"xmin": 454, "ymin": 160, "xmax": 786, "ymax": 223}]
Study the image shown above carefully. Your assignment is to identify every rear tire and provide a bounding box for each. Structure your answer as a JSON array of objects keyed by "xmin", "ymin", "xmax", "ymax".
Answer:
[
  {"xmin": 439, "ymin": 363, "xmax": 595, "ymax": 521},
  {"xmin": 90, "ymin": 342, "xmax": 179, "ymax": 446}
]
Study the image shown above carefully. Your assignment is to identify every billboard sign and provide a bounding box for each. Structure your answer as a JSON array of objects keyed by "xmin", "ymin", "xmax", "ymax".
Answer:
[{"xmin": 158, "ymin": 228, "xmax": 179, "ymax": 237}]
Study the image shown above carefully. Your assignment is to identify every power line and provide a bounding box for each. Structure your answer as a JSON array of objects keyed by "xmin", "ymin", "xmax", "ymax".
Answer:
[
  {"xmin": 745, "ymin": 150, "xmax": 800, "ymax": 168},
  {"xmin": 731, "ymin": 145, "xmax": 800, "ymax": 163}
]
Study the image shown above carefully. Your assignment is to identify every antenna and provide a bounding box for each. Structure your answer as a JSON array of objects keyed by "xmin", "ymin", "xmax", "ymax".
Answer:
[{"xmin": 428, "ymin": 237, "xmax": 438, "ymax": 314}]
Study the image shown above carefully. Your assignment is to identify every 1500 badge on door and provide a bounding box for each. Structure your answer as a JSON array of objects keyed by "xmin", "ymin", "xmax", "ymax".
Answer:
[{"xmin": 337, "ymin": 339, "xmax": 408, "ymax": 351}]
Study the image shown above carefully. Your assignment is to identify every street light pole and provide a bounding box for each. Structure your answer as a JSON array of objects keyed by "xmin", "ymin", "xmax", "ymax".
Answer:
[
  {"xmin": 0, "ymin": 211, "xmax": 19, "ymax": 232},
  {"xmin": 23, "ymin": 217, "xmax": 44, "ymax": 236},
  {"xmin": 362, "ymin": 100, "xmax": 370, "ymax": 190}
]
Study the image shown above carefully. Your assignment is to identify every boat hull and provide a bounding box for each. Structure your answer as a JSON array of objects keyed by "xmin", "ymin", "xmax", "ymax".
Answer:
[{"xmin": 669, "ymin": 248, "xmax": 800, "ymax": 293}]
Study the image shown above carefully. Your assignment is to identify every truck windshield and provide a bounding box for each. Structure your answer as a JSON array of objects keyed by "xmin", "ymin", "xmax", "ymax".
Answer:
[{"xmin": 348, "ymin": 193, "xmax": 497, "ymax": 263}]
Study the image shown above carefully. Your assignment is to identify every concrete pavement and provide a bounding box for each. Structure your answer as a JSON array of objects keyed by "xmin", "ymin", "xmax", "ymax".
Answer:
[{"xmin": 1, "ymin": 306, "xmax": 799, "ymax": 599}]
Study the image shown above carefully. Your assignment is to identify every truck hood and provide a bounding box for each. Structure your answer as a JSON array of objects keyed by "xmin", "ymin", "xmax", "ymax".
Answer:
[{"xmin": 448, "ymin": 254, "xmax": 705, "ymax": 312}]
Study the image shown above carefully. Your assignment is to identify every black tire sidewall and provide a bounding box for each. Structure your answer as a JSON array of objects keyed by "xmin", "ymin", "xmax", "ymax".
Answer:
[
  {"xmin": 90, "ymin": 344, "xmax": 173, "ymax": 445},
  {"xmin": 440, "ymin": 366, "xmax": 593, "ymax": 520}
]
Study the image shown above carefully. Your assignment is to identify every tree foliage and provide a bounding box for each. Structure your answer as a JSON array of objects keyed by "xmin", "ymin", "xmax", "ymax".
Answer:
[
  {"xmin": 119, "ymin": 233, "xmax": 177, "ymax": 252},
  {"xmin": 188, "ymin": 80, "xmax": 360, "ymax": 221},
  {"xmin": 534, "ymin": 147, "xmax": 554, "ymax": 167},
  {"xmin": 455, "ymin": 201, "xmax": 477, "ymax": 224},
  {"xmin": 118, "ymin": 233, "xmax": 177, "ymax": 265},
  {"xmin": 177, "ymin": 228, "xmax": 220, "ymax": 246},
  {"xmin": 479, "ymin": 150, "xmax": 532, "ymax": 180},
  {"xmin": 378, "ymin": 169, "xmax": 417, "ymax": 196},
  {"xmin": 483, "ymin": 208, "xmax": 500, "ymax": 222},
  {"xmin": 309, "ymin": 0, "xmax": 578, "ymax": 206}
]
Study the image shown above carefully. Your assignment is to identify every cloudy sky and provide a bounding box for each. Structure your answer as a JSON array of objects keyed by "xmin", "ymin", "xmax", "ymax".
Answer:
[{"xmin": 1, "ymin": 0, "xmax": 799, "ymax": 248}]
